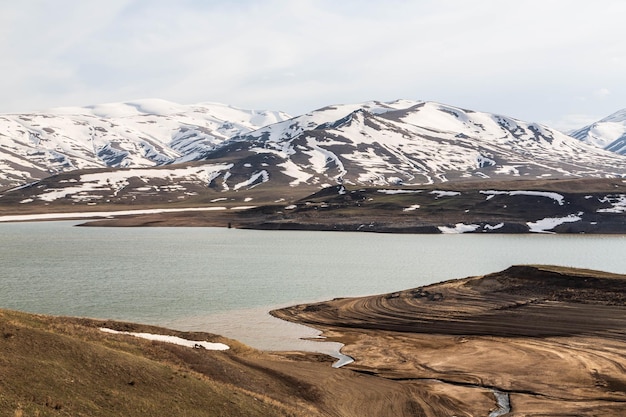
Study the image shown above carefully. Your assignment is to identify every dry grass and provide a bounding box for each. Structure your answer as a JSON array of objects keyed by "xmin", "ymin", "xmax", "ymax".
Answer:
[{"xmin": 0, "ymin": 310, "xmax": 300, "ymax": 417}]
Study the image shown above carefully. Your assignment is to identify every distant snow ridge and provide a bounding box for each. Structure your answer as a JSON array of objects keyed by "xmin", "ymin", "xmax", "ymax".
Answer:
[
  {"xmin": 0, "ymin": 99, "xmax": 291, "ymax": 188},
  {"xmin": 212, "ymin": 100, "xmax": 626, "ymax": 188},
  {"xmin": 2, "ymin": 98, "xmax": 626, "ymax": 192},
  {"xmin": 570, "ymin": 108, "xmax": 626, "ymax": 155}
]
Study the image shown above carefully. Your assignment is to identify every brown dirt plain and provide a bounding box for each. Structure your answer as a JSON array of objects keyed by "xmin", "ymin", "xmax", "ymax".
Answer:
[
  {"xmin": 273, "ymin": 265, "xmax": 626, "ymax": 416},
  {"xmin": 2, "ymin": 265, "xmax": 626, "ymax": 416}
]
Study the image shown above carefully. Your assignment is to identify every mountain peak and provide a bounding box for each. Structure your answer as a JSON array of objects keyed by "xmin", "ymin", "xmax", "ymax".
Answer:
[
  {"xmin": 570, "ymin": 108, "xmax": 626, "ymax": 152},
  {"xmin": 599, "ymin": 108, "xmax": 626, "ymax": 124}
]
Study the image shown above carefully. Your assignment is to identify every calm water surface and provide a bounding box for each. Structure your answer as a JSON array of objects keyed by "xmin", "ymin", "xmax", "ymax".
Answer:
[{"xmin": 1, "ymin": 221, "xmax": 625, "ymax": 352}]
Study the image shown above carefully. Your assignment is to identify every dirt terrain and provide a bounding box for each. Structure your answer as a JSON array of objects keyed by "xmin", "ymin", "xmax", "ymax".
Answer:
[
  {"xmin": 0, "ymin": 310, "xmax": 494, "ymax": 417},
  {"xmin": 3, "ymin": 265, "xmax": 626, "ymax": 416},
  {"xmin": 273, "ymin": 265, "xmax": 626, "ymax": 416}
]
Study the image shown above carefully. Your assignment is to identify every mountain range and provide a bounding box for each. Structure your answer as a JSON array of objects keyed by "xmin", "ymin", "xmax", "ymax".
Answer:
[
  {"xmin": 0, "ymin": 98, "xmax": 290, "ymax": 190},
  {"xmin": 0, "ymin": 98, "xmax": 625, "ymax": 209},
  {"xmin": 202, "ymin": 100, "xmax": 625, "ymax": 187}
]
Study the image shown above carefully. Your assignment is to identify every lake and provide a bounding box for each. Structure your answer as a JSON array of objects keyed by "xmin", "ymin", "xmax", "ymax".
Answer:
[{"xmin": 1, "ymin": 221, "xmax": 625, "ymax": 354}]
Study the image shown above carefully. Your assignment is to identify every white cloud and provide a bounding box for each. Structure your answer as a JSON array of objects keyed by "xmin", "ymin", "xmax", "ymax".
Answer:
[{"xmin": 0, "ymin": 0, "xmax": 625, "ymax": 127}]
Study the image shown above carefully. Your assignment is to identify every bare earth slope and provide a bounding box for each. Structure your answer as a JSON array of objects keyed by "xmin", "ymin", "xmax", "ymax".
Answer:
[
  {"xmin": 273, "ymin": 265, "xmax": 626, "ymax": 416},
  {"xmin": 3, "ymin": 266, "xmax": 626, "ymax": 416},
  {"xmin": 0, "ymin": 309, "xmax": 493, "ymax": 417}
]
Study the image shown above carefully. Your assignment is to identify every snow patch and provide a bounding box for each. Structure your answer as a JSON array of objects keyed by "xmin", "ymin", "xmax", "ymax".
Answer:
[
  {"xmin": 527, "ymin": 214, "xmax": 581, "ymax": 233},
  {"xmin": 233, "ymin": 170, "xmax": 269, "ymax": 190},
  {"xmin": 403, "ymin": 204, "xmax": 420, "ymax": 212},
  {"xmin": 484, "ymin": 223, "xmax": 504, "ymax": 230},
  {"xmin": 597, "ymin": 194, "xmax": 626, "ymax": 213},
  {"xmin": 494, "ymin": 165, "xmax": 520, "ymax": 176},
  {"xmin": 438, "ymin": 223, "xmax": 480, "ymax": 233},
  {"xmin": 430, "ymin": 190, "xmax": 461, "ymax": 198},
  {"xmin": 100, "ymin": 328, "xmax": 229, "ymax": 350},
  {"xmin": 481, "ymin": 190, "xmax": 564, "ymax": 205},
  {"xmin": 278, "ymin": 159, "xmax": 313, "ymax": 186},
  {"xmin": 377, "ymin": 189, "xmax": 422, "ymax": 195}
]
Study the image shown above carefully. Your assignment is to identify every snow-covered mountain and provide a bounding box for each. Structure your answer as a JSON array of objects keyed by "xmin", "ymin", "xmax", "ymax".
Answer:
[
  {"xmin": 0, "ymin": 98, "xmax": 291, "ymax": 189},
  {"xmin": 195, "ymin": 100, "xmax": 626, "ymax": 188},
  {"xmin": 570, "ymin": 109, "xmax": 626, "ymax": 155},
  {"xmin": 2, "ymin": 99, "xmax": 626, "ymax": 207}
]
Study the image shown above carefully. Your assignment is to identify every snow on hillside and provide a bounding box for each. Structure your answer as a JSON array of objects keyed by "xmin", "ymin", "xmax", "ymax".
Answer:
[
  {"xmin": 3, "ymin": 98, "xmax": 626, "ymax": 200},
  {"xmin": 214, "ymin": 100, "xmax": 626, "ymax": 187},
  {"xmin": 0, "ymin": 99, "xmax": 291, "ymax": 188},
  {"xmin": 570, "ymin": 109, "xmax": 626, "ymax": 155}
]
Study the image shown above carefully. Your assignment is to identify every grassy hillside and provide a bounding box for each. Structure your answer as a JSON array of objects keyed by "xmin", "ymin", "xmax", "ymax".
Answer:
[{"xmin": 0, "ymin": 310, "xmax": 301, "ymax": 417}]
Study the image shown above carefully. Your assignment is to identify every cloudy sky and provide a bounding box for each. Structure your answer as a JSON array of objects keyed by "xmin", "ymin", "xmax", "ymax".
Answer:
[{"xmin": 1, "ymin": 0, "xmax": 624, "ymax": 131}]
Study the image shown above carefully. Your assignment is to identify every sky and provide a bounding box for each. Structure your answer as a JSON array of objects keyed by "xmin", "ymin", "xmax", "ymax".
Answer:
[{"xmin": 1, "ymin": 0, "xmax": 625, "ymax": 131}]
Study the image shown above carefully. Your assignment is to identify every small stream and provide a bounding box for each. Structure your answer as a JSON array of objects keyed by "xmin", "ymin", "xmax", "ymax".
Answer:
[{"xmin": 488, "ymin": 389, "xmax": 511, "ymax": 417}]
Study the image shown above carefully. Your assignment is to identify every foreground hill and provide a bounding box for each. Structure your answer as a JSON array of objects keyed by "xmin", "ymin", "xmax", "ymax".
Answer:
[
  {"xmin": 0, "ymin": 309, "xmax": 352, "ymax": 417},
  {"xmin": 4, "ymin": 265, "xmax": 626, "ymax": 416}
]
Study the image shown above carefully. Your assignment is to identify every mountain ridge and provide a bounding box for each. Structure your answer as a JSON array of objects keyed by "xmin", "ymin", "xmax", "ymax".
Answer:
[
  {"xmin": 197, "ymin": 100, "xmax": 626, "ymax": 188},
  {"xmin": 2, "ymin": 99, "xmax": 626, "ymax": 213},
  {"xmin": 0, "ymin": 98, "xmax": 291, "ymax": 189},
  {"xmin": 570, "ymin": 108, "xmax": 626, "ymax": 154}
]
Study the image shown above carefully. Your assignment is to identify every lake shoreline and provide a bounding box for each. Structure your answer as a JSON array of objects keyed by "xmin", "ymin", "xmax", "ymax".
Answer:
[
  {"xmin": 5, "ymin": 264, "xmax": 626, "ymax": 415},
  {"xmin": 271, "ymin": 265, "xmax": 626, "ymax": 415},
  {"xmin": 3, "ymin": 208, "xmax": 626, "ymax": 235}
]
